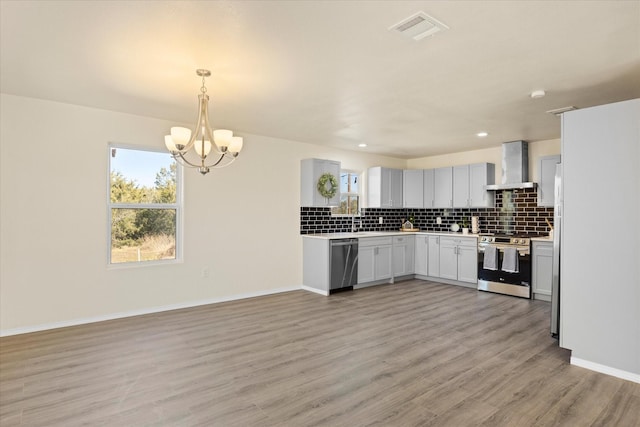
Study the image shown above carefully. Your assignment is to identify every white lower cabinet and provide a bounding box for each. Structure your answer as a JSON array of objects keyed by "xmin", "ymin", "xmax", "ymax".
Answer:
[
  {"xmin": 358, "ymin": 237, "xmax": 392, "ymax": 284},
  {"xmin": 428, "ymin": 236, "xmax": 440, "ymax": 277},
  {"xmin": 439, "ymin": 236, "xmax": 477, "ymax": 284},
  {"xmin": 393, "ymin": 235, "xmax": 414, "ymax": 277},
  {"xmin": 416, "ymin": 234, "xmax": 441, "ymax": 277},
  {"xmin": 414, "ymin": 235, "xmax": 428, "ymax": 276},
  {"xmin": 532, "ymin": 241, "xmax": 553, "ymax": 300}
]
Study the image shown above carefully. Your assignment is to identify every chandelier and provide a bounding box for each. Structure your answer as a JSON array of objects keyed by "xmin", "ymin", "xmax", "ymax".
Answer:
[{"xmin": 164, "ymin": 69, "xmax": 243, "ymax": 175}]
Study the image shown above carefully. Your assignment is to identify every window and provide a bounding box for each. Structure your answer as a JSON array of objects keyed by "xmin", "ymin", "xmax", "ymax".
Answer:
[
  {"xmin": 108, "ymin": 144, "xmax": 182, "ymax": 265},
  {"xmin": 331, "ymin": 170, "xmax": 360, "ymax": 215}
]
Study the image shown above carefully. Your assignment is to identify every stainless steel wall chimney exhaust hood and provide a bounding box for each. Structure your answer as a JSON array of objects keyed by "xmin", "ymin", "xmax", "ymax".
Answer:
[{"xmin": 485, "ymin": 141, "xmax": 538, "ymax": 190}]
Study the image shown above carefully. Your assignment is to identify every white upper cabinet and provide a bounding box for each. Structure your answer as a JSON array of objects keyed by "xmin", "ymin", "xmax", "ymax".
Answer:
[
  {"xmin": 538, "ymin": 155, "xmax": 561, "ymax": 207},
  {"xmin": 368, "ymin": 163, "xmax": 493, "ymax": 209},
  {"xmin": 452, "ymin": 163, "xmax": 495, "ymax": 208},
  {"xmin": 300, "ymin": 158, "xmax": 341, "ymax": 207},
  {"xmin": 469, "ymin": 163, "xmax": 495, "ymax": 208},
  {"xmin": 433, "ymin": 167, "xmax": 453, "ymax": 208},
  {"xmin": 423, "ymin": 169, "xmax": 435, "ymax": 208},
  {"xmin": 403, "ymin": 169, "xmax": 424, "ymax": 208},
  {"xmin": 367, "ymin": 167, "xmax": 403, "ymax": 208},
  {"xmin": 453, "ymin": 165, "xmax": 470, "ymax": 208}
]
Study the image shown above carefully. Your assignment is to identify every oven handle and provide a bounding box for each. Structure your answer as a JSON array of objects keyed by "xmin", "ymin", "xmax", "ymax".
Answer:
[{"xmin": 478, "ymin": 247, "xmax": 530, "ymax": 256}]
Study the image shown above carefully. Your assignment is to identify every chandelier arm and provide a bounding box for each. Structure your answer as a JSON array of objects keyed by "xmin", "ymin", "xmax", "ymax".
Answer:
[
  {"xmin": 172, "ymin": 152, "xmax": 203, "ymax": 169},
  {"xmin": 181, "ymin": 94, "xmax": 211, "ymax": 153}
]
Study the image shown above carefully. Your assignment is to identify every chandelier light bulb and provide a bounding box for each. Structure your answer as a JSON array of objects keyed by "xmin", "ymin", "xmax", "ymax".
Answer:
[
  {"xmin": 213, "ymin": 129, "xmax": 233, "ymax": 149},
  {"xmin": 229, "ymin": 136, "xmax": 243, "ymax": 153},
  {"xmin": 194, "ymin": 140, "xmax": 212, "ymax": 156},
  {"xmin": 170, "ymin": 127, "xmax": 191, "ymax": 148},
  {"xmin": 164, "ymin": 135, "xmax": 178, "ymax": 152}
]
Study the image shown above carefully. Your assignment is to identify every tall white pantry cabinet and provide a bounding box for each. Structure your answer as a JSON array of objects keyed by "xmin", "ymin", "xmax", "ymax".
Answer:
[{"xmin": 561, "ymin": 98, "xmax": 639, "ymax": 380}]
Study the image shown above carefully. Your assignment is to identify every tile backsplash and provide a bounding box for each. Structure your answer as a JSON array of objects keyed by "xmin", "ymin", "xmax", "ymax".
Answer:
[{"xmin": 300, "ymin": 188, "xmax": 554, "ymax": 235}]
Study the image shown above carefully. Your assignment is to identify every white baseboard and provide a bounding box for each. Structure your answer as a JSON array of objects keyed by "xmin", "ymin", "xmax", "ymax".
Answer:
[
  {"xmin": 301, "ymin": 285, "xmax": 329, "ymax": 296},
  {"xmin": 571, "ymin": 357, "xmax": 640, "ymax": 384},
  {"xmin": 0, "ymin": 286, "xmax": 301, "ymax": 337}
]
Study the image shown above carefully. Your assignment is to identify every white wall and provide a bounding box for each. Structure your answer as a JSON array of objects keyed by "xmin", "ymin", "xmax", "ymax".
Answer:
[{"xmin": 0, "ymin": 94, "xmax": 404, "ymax": 334}]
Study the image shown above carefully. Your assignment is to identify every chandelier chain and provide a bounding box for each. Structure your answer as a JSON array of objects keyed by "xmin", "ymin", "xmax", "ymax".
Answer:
[{"xmin": 201, "ymin": 75, "xmax": 207, "ymax": 94}]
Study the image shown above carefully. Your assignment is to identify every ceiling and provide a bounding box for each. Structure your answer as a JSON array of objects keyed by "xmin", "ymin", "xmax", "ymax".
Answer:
[{"xmin": 2, "ymin": 1, "xmax": 639, "ymax": 159}]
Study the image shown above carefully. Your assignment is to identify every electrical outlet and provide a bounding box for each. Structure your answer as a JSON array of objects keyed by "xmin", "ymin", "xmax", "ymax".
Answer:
[
  {"xmin": 202, "ymin": 267, "xmax": 210, "ymax": 278},
  {"xmin": 379, "ymin": 217, "xmax": 383, "ymax": 224},
  {"xmin": 436, "ymin": 217, "xmax": 442, "ymax": 224}
]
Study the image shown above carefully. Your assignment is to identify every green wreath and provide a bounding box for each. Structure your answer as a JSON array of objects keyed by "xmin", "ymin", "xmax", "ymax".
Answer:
[{"xmin": 317, "ymin": 173, "xmax": 338, "ymax": 199}]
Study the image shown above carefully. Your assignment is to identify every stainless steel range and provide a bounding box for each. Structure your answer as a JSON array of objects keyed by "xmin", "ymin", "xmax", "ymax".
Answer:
[{"xmin": 477, "ymin": 234, "xmax": 532, "ymax": 298}]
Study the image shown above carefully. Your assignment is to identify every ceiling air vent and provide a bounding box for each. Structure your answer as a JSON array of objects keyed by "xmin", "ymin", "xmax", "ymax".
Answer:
[{"xmin": 390, "ymin": 12, "xmax": 449, "ymax": 41}]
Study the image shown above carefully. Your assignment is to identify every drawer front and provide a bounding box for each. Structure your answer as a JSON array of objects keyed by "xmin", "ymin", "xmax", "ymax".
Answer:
[
  {"xmin": 358, "ymin": 237, "xmax": 393, "ymax": 248},
  {"xmin": 440, "ymin": 236, "xmax": 477, "ymax": 247},
  {"xmin": 393, "ymin": 235, "xmax": 414, "ymax": 245}
]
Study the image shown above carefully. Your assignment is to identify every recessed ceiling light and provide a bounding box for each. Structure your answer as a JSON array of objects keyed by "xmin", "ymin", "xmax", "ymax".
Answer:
[
  {"xmin": 476, "ymin": 132, "xmax": 488, "ymax": 138},
  {"xmin": 531, "ymin": 90, "xmax": 546, "ymax": 99},
  {"xmin": 358, "ymin": 143, "xmax": 367, "ymax": 148}
]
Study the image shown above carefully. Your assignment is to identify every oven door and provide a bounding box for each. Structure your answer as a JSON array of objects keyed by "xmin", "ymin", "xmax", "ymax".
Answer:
[{"xmin": 478, "ymin": 245, "xmax": 531, "ymax": 298}]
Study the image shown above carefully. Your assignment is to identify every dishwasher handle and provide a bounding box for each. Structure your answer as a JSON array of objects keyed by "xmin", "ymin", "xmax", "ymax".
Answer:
[{"xmin": 330, "ymin": 239, "xmax": 359, "ymax": 246}]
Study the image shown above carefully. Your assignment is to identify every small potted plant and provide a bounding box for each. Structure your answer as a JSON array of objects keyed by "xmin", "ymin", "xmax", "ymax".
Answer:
[{"xmin": 461, "ymin": 217, "xmax": 470, "ymax": 234}]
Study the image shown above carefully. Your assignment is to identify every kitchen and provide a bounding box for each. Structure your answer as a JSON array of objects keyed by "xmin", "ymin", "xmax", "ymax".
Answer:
[{"xmin": 302, "ymin": 140, "xmax": 557, "ymax": 298}]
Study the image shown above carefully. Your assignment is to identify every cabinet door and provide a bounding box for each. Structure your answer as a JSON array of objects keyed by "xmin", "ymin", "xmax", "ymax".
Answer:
[
  {"xmin": 457, "ymin": 245, "xmax": 478, "ymax": 283},
  {"xmin": 532, "ymin": 242, "xmax": 553, "ymax": 295},
  {"xmin": 415, "ymin": 235, "xmax": 428, "ymax": 276},
  {"xmin": 393, "ymin": 235, "xmax": 415, "ymax": 277},
  {"xmin": 323, "ymin": 160, "xmax": 341, "ymax": 206},
  {"xmin": 439, "ymin": 241, "xmax": 458, "ymax": 280},
  {"xmin": 393, "ymin": 243, "xmax": 408, "ymax": 277},
  {"xmin": 453, "ymin": 165, "xmax": 470, "ymax": 208},
  {"xmin": 433, "ymin": 167, "xmax": 453, "ymax": 208},
  {"xmin": 301, "ymin": 159, "xmax": 341, "ymax": 207},
  {"xmin": 403, "ymin": 169, "xmax": 424, "ymax": 208},
  {"xmin": 380, "ymin": 168, "xmax": 392, "ymax": 208},
  {"xmin": 423, "ymin": 169, "xmax": 435, "ymax": 208},
  {"xmin": 538, "ymin": 155, "xmax": 561, "ymax": 207},
  {"xmin": 427, "ymin": 236, "xmax": 440, "ymax": 277},
  {"xmin": 357, "ymin": 246, "xmax": 376, "ymax": 284},
  {"xmin": 375, "ymin": 245, "xmax": 393, "ymax": 280},
  {"xmin": 469, "ymin": 163, "xmax": 495, "ymax": 208},
  {"xmin": 403, "ymin": 235, "xmax": 415, "ymax": 274},
  {"xmin": 390, "ymin": 168, "xmax": 404, "ymax": 208}
]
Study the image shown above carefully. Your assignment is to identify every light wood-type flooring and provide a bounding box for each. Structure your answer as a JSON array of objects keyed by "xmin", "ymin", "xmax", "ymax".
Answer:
[{"xmin": 1, "ymin": 280, "xmax": 639, "ymax": 426}]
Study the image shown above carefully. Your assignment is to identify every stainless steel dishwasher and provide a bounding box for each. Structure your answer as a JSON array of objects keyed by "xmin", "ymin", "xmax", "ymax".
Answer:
[{"xmin": 329, "ymin": 238, "xmax": 358, "ymax": 292}]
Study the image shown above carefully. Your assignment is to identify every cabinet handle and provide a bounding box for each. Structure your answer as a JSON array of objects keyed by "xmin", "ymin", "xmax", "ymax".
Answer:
[{"xmin": 450, "ymin": 199, "xmax": 453, "ymax": 207}]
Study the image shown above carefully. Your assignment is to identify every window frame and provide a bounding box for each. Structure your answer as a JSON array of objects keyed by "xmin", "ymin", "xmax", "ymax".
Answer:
[
  {"xmin": 331, "ymin": 169, "xmax": 362, "ymax": 217},
  {"xmin": 107, "ymin": 142, "xmax": 183, "ymax": 268}
]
